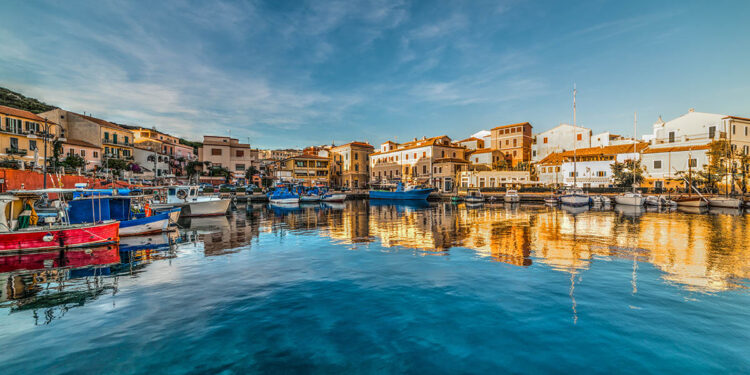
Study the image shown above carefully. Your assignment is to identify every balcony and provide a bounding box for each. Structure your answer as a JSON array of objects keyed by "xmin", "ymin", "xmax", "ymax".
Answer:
[
  {"xmin": 6, "ymin": 148, "xmax": 28, "ymax": 156},
  {"xmin": 103, "ymin": 139, "xmax": 133, "ymax": 147}
]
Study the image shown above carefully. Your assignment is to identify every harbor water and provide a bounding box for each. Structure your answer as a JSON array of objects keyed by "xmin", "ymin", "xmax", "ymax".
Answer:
[{"xmin": 1, "ymin": 201, "xmax": 748, "ymax": 374}]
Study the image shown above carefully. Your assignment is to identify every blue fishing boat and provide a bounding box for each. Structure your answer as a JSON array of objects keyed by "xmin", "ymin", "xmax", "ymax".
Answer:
[
  {"xmin": 67, "ymin": 195, "xmax": 171, "ymax": 236},
  {"xmin": 268, "ymin": 187, "xmax": 300, "ymax": 204},
  {"xmin": 369, "ymin": 183, "xmax": 432, "ymax": 200}
]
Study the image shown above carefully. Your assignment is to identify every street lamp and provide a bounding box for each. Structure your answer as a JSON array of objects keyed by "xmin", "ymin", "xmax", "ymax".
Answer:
[{"xmin": 28, "ymin": 118, "xmax": 65, "ymax": 189}]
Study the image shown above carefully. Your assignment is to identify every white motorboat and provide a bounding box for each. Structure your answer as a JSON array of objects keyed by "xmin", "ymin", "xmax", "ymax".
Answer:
[
  {"xmin": 321, "ymin": 192, "xmax": 347, "ymax": 202},
  {"xmin": 560, "ymin": 188, "xmax": 589, "ymax": 207},
  {"xmin": 504, "ymin": 189, "xmax": 520, "ymax": 203},
  {"xmin": 615, "ymin": 192, "xmax": 645, "ymax": 206},
  {"xmin": 544, "ymin": 196, "xmax": 559, "ymax": 205},
  {"xmin": 154, "ymin": 186, "xmax": 231, "ymax": 217},
  {"xmin": 464, "ymin": 188, "xmax": 484, "ymax": 203},
  {"xmin": 299, "ymin": 194, "xmax": 322, "ymax": 202},
  {"xmin": 707, "ymin": 196, "xmax": 743, "ymax": 209}
]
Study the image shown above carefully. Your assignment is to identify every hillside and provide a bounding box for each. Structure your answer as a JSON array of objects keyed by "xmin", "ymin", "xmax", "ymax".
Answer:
[
  {"xmin": 0, "ymin": 86, "xmax": 199, "ymax": 149},
  {"xmin": 0, "ymin": 86, "xmax": 57, "ymax": 113}
]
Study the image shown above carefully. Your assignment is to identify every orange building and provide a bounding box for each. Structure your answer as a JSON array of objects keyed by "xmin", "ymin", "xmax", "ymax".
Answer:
[{"xmin": 490, "ymin": 122, "xmax": 533, "ymax": 166}]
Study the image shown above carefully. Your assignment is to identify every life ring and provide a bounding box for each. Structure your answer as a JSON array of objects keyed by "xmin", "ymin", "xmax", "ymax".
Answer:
[{"xmin": 176, "ymin": 189, "xmax": 188, "ymax": 200}]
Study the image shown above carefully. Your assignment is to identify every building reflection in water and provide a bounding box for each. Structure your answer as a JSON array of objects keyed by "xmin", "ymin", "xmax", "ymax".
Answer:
[{"xmin": 307, "ymin": 202, "xmax": 749, "ymax": 293}]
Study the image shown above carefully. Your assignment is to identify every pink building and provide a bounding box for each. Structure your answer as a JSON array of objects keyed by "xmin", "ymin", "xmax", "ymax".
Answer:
[{"xmin": 62, "ymin": 139, "xmax": 102, "ymax": 172}]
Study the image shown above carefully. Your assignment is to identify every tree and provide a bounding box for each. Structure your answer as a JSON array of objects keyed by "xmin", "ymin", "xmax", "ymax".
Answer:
[
  {"xmin": 702, "ymin": 140, "xmax": 731, "ymax": 193},
  {"xmin": 185, "ymin": 160, "xmax": 204, "ymax": 183},
  {"xmin": 209, "ymin": 165, "xmax": 231, "ymax": 183},
  {"xmin": 61, "ymin": 154, "xmax": 86, "ymax": 170},
  {"xmin": 245, "ymin": 166, "xmax": 259, "ymax": 182},
  {"xmin": 48, "ymin": 139, "xmax": 64, "ymax": 172},
  {"xmin": 610, "ymin": 159, "xmax": 645, "ymax": 188}
]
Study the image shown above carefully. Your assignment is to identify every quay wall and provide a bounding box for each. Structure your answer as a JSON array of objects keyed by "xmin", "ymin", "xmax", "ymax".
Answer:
[{"xmin": 0, "ymin": 169, "xmax": 134, "ymax": 192}]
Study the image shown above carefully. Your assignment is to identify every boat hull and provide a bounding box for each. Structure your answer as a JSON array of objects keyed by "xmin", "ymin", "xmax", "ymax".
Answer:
[
  {"xmin": 707, "ymin": 197, "xmax": 743, "ymax": 208},
  {"xmin": 300, "ymin": 195, "xmax": 321, "ymax": 202},
  {"xmin": 0, "ymin": 221, "xmax": 120, "ymax": 252},
  {"xmin": 465, "ymin": 197, "xmax": 484, "ymax": 203},
  {"xmin": 369, "ymin": 189, "xmax": 432, "ymax": 200},
  {"xmin": 119, "ymin": 213, "xmax": 171, "ymax": 236},
  {"xmin": 183, "ymin": 199, "xmax": 231, "ymax": 217},
  {"xmin": 614, "ymin": 195, "xmax": 645, "ymax": 206},
  {"xmin": 560, "ymin": 194, "xmax": 589, "ymax": 207},
  {"xmin": 321, "ymin": 193, "xmax": 347, "ymax": 202},
  {"xmin": 504, "ymin": 196, "xmax": 520, "ymax": 203},
  {"xmin": 675, "ymin": 197, "xmax": 708, "ymax": 207},
  {"xmin": 270, "ymin": 197, "xmax": 300, "ymax": 204}
]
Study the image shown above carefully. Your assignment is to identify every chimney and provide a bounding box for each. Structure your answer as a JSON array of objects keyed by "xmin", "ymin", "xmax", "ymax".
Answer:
[
  {"xmin": 413, "ymin": 137, "xmax": 417, "ymax": 142},
  {"xmin": 689, "ymin": 108, "xmax": 695, "ymax": 112}
]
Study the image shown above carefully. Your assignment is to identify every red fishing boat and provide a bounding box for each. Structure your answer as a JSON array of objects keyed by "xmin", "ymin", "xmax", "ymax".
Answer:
[{"xmin": 0, "ymin": 191, "xmax": 120, "ymax": 252}]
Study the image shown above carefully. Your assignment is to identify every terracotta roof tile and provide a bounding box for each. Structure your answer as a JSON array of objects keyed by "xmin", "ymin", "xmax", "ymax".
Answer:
[
  {"xmin": 641, "ymin": 144, "xmax": 711, "ymax": 154},
  {"xmin": 491, "ymin": 122, "xmax": 531, "ymax": 131},
  {"xmin": 64, "ymin": 139, "xmax": 101, "ymax": 148},
  {"xmin": 0, "ymin": 105, "xmax": 50, "ymax": 123},
  {"xmin": 560, "ymin": 142, "xmax": 648, "ymax": 157}
]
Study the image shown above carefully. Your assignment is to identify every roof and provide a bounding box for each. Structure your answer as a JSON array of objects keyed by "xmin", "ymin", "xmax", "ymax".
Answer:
[
  {"xmin": 0, "ymin": 105, "xmax": 50, "ymax": 123},
  {"xmin": 491, "ymin": 122, "xmax": 531, "ymax": 131},
  {"xmin": 470, "ymin": 148, "xmax": 499, "ymax": 155},
  {"xmin": 641, "ymin": 144, "xmax": 711, "ymax": 154},
  {"xmin": 723, "ymin": 115, "xmax": 750, "ymax": 122},
  {"xmin": 287, "ymin": 154, "xmax": 329, "ymax": 160},
  {"xmin": 74, "ymin": 112, "xmax": 131, "ymax": 132},
  {"xmin": 64, "ymin": 139, "xmax": 101, "ymax": 149},
  {"xmin": 457, "ymin": 137, "xmax": 482, "ymax": 143},
  {"xmin": 371, "ymin": 135, "xmax": 462, "ymax": 155},
  {"xmin": 333, "ymin": 141, "xmax": 374, "ymax": 149},
  {"xmin": 560, "ymin": 142, "xmax": 648, "ymax": 158},
  {"xmin": 538, "ymin": 152, "xmax": 564, "ymax": 165}
]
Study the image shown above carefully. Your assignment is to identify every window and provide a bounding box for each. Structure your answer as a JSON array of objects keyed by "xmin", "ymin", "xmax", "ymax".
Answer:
[
  {"xmin": 596, "ymin": 171, "xmax": 606, "ymax": 177},
  {"xmin": 113, "ymin": 133, "xmax": 118, "ymax": 143},
  {"xmin": 577, "ymin": 133, "xmax": 582, "ymax": 141},
  {"xmin": 29, "ymin": 140, "xmax": 37, "ymax": 151},
  {"xmin": 653, "ymin": 160, "xmax": 662, "ymax": 169},
  {"xmin": 422, "ymin": 152, "xmax": 426, "ymax": 158},
  {"xmin": 733, "ymin": 125, "xmax": 736, "ymax": 134},
  {"xmin": 124, "ymin": 136, "xmax": 129, "ymax": 145},
  {"xmin": 10, "ymin": 137, "xmax": 18, "ymax": 150},
  {"xmin": 569, "ymin": 171, "xmax": 578, "ymax": 177},
  {"xmin": 689, "ymin": 158, "xmax": 697, "ymax": 168},
  {"xmin": 745, "ymin": 127, "xmax": 748, "ymax": 136},
  {"xmin": 744, "ymin": 145, "xmax": 749, "ymax": 155},
  {"xmin": 405, "ymin": 154, "xmax": 408, "ymax": 160},
  {"xmin": 211, "ymin": 148, "xmax": 222, "ymax": 156},
  {"xmin": 81, "ymin": 149, "xmax": 86, "ymax": 157},
  {"xmin": 93, "ymin": 151, "xmax": 99, "ymax": 158},
  {"xmin": 441, "ymin": 151, "xmax": 445, "ymax": 157},
  {"xmin": 354, "ymin": 153, "xmax": 358, "ymax": 160},
  {"xmin": 513, "ymin": 139, "xmax": 517, "ymax": 147},
  {"xmin": 6, "ymin": 117, "xmax": 22, "ymax": 133},
  {"xmin": 413, "ymin": 153, "xmax": 417, "ymax": 159},
  {"xmin": 295, "ymin": 160, "xmax": 305, "ymax": 167},
  {"xmin": 668, "ymin": 131, "xmax": 675, "ymax": 143},
  {"xmin": 505, "ymin": 140, "xmax": 509, "ymax": 146},
  {"xmin": 452, "ymin": 152, "xmax": 456, "ymax": 158},
  {"xmin": 422, "ymin": 165, "xmax": 427, "ymax": 174},
  {"xmin": 236, "ymin": 164, "xmax": 245, "ymax": 171},
  {"xmin": 236, "ymin": 150, "xmax": 244, "ymax": 157},
  {"xmin": 355, "ymin": 164, "xmax": 359, "ymax": 172},
  {"xmin": 543, "ymin": 137, "xmax": 548, "ymax": 144},
  {"xmin": 709, "ymin": 126, "xmax": 716, "ymax": 139}
]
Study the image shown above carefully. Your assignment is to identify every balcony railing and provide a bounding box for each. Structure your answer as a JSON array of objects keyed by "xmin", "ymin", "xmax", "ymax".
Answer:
[
  {"xmin": 6, "ymin": 148, "xmax": 28, "ymax": 156},
  {"xmin": 103, "ymin": 139, "xmax": 133, "ymax": 147}
]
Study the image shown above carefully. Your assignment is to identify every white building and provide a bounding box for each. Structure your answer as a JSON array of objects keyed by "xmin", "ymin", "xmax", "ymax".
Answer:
[
  {"xmin": 133, "ymin": 146, "xmax": 173, "ymax": 182},
  {"xmin": 536, "ymin": 143, "xmax": 647, "ymax": 188},
  {"xmin": 459, "ymin": 170, "xmax": 534, "ymax": 188},
  {"xmin": 468, "ymin": 148, "xmax": 504, "ymax": 166},
  {"xmin": 646, "ymin": 109, "xmax": 726, "ymax": 147},
  {"xmin": 456, "ymin": 137, "xmax": 485, "ymax": 150},
  {"xmin": 641, "ymin": 145, "xmax": 710, "ymax": 191},
  {"xmin": 532, "ymin": 123, "xmax": 593, "ymax": 162},
  {"xmin": 370, "ymin": 135, "xmax": 467, "ymax": 187}
]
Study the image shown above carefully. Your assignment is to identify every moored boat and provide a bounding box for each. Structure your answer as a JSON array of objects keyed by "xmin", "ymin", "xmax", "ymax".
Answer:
[
  {"xmin": 504, "ymin": 189, "xmax": 520, "ymax": 203},
  {"xmin": 707, "ymin": 196, "xmax": 743, "ymax": 209},
  {"xmin": 0, "ymin": 192, "xmax": 120, "ymax": 252},
  {"xmin": 614, "ymin": 192, "xmax": 645, "ymax": 206},
  {"xmin": 321, "ymin": 192, "xmax": 347, "ymax": 202},
  {"xmin": 269, "ymin": 188, "xmax": 300, "ymax": 204},
  {"xmin": 152, "ymin": 186, "xmax": 231, "ymax": 217},
  {"xmin": 465, "ymin": 188, "xmax": 484, "ymax": 203},
  {"xmin": 674, "ymin": 196, "xmax": 708, "ymax": 207},
  {"xmin": 560, "ymin": 188, "xmax": 589, "ymax": 207},
  {"xmin": 369, "ymin": 183, "xmax": 432, "ymax": 200}
]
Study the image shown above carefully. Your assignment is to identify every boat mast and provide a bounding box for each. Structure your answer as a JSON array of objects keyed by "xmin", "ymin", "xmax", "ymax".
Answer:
[
  {"xmin": 727, "ymin": 119, "xmax": 732, "ymax": 197},
  {"xmin": 688, "ymin": 152, "xmax": 692, "ymax": 198},
  {"xmin": 573, "ymin": 84, "xmax": 577, "ymax": 188},
  {"xmin": 633, "ymin": 111, "xmax": 637, "ymax": 194}
]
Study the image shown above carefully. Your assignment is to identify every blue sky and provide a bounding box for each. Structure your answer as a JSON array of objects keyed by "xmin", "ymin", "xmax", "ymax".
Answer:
[{"xmin": 1, "ymin": 0, "xmax": 749, "ymax": 148}]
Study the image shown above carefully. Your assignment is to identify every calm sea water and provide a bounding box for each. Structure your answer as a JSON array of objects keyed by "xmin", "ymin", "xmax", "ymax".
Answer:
[{"xmin": 1, "ymin": 201, "xmax": 748, "ymax": 374}]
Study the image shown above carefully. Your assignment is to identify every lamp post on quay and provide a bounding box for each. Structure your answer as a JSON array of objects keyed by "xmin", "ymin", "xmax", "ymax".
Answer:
[{"xmin": 28, "ymin": 118, "xmax": 65, "ymax": 189}]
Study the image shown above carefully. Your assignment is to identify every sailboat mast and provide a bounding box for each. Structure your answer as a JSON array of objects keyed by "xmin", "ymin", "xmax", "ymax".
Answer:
[
  {"xmin": 573, "ymin": 85, "xmax": 577, "ymax": 188},
  {"xmin": 633, "ymin": 111, "xmax": 637, "ymax": 193}
]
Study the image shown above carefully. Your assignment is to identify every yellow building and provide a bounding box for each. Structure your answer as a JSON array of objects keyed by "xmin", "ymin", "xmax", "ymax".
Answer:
[
  {"xmin": 127, "ymin": 126, "xmax": 180, "ymax": 156},
  {"xmin": 330, "ymin": 141, "xmax": 374, "ymax": 189},
  {"xmin": 0, "ymin": 105, "xmax": 61, "ymax": 168},
  {"xmin": 275, "ymin": 154, "xmax": 330, "ymax": 186}
]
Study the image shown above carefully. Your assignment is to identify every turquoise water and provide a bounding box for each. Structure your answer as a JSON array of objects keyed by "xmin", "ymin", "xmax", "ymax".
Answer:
[{"xmin": 1, "ymin": 202, "xmax": 749, "ymax": 374}]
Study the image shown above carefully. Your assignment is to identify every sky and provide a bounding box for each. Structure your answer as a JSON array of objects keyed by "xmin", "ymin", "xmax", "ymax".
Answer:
[{"xmin": 1, "ymin": 0, "xmax": 749, "ymax": 149}]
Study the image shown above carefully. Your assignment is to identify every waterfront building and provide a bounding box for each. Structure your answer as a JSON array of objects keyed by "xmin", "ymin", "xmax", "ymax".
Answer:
[
  {"xmin": 535, "ymin": 152, "xmax": 564, "ymax": 187},
  {"xmin": 39, "ymin": 109, "xmax": 135, "ymax": 167},
  {"xmin": 274, "ymin": 153, "xmax": 330, "ymax": 186},
  {"xmin": 369, "ymin": 135, "xmax": 466, "ymax": 186},
  {"xmin": 62, "ymin": 139, "xmax": 102, "ymax": 172},
  {"xmin": 133, "ymin": 145, "xmax": 174, "ymax": 183},
  {"xmin": 456, "ymin": 137, "xmax": 485, "ymax": 150},
  {"xmin": 259, "ymin": 148, "xmax": 302, "ymax": 160},
  {"xmin": 640, "ymin": 145, "xmax": 711, "ymax": 190},
  {"xmin": 489, "ymin": 122, "xmax": 533, "ymax": 166},
  {"xmin": 556, "ymin": 142, "xmax": 647, "ymax": 188},
  {"xmin": 0, "ymin": 105, "xmax": 61, "ymax": 169},
  {"xmin": 198, "ymin": 135, "xmax": 259, "ymax": 184},
  {"xmin": 722, "ymin": 115, "xmax": 750, "ymax": 155},
  {"xmin": 467, "ymin": 148, "xmax": 505, "ymax": 167},
  {"xmin": 330, "ymin": 141, "xmax": 374, "ymax": 189},
  {"xmin": 432, "ymin": 157, "xmax": 469, "ymax": 192},
  {"xmin": 531, "ymin": 123, "xmax": 592, "ymax": 162},
  {"xmin": 458, "ymin": 170, "xmax": 535, "ymax": 188}
]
